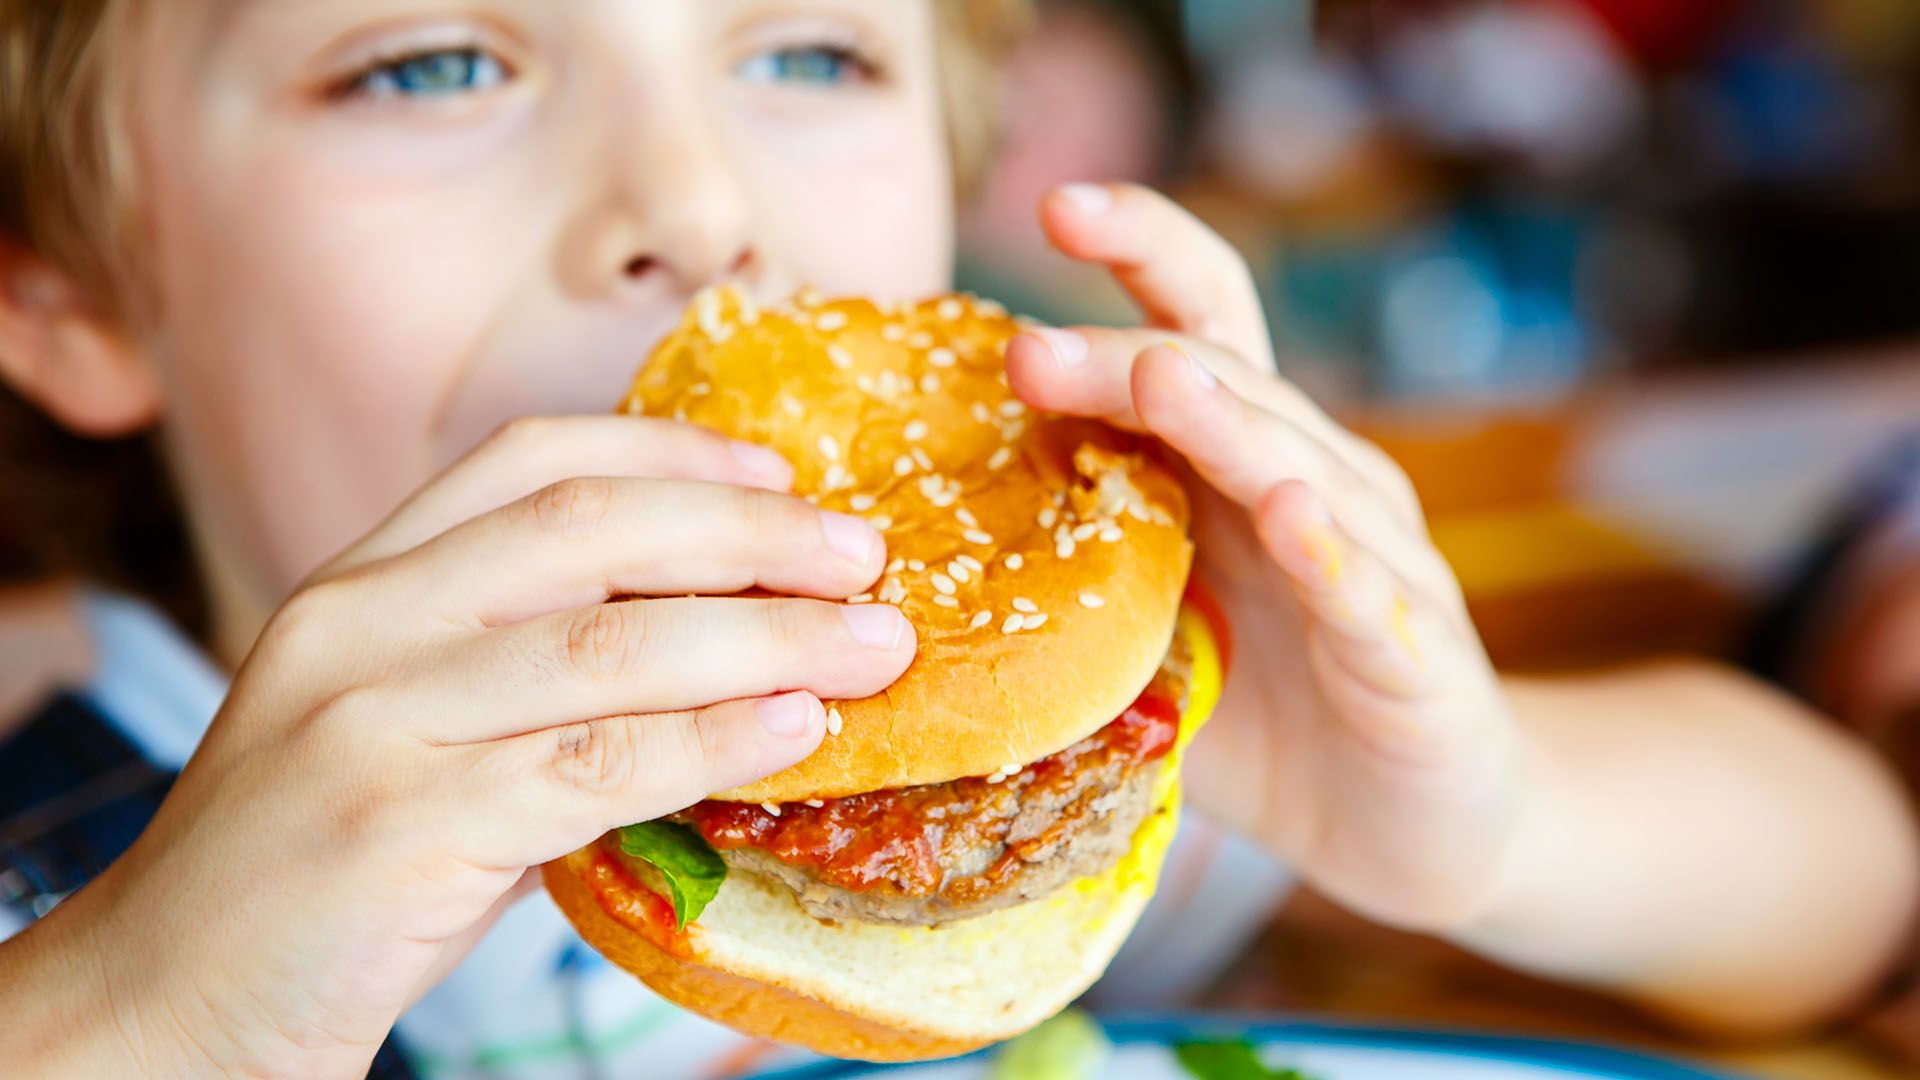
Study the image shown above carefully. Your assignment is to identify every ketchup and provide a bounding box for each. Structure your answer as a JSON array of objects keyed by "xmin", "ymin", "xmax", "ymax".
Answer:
[
  {"xmin": 680, "ymin": 681, "xmax": 1181, "ymax": 898},
  {"xmin": 584, "ymin": 848, "xmax": 695, "ymax": 958}
]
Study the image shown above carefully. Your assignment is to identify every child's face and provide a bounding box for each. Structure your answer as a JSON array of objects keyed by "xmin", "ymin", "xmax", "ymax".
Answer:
[{"xmin": 128, "ymin": 0, "xmax": 954, "ymax": 618}]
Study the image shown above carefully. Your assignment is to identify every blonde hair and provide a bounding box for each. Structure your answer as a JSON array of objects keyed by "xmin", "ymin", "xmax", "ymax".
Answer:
[{"xmin": 0, "ymin": 0, "xmax": 1031, "ymax": 626}]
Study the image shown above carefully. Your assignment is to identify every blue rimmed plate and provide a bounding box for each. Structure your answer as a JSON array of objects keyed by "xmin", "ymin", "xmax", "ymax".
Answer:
[{"xmin": 747, "ymin": 1015, "xmax": 1748, "ymax": 1080}]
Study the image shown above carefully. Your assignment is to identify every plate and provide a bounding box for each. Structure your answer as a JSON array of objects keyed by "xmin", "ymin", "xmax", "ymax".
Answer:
[{"xmin": 747, "ymin": 1016, "xmax": 1747, "ymax": 1080}]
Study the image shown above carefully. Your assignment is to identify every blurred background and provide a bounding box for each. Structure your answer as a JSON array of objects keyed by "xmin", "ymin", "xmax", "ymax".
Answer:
[
  {"xmin": 956, "ymin": 0, "xmax": 1920, "ymax": 676},
  {"xmin": 953, "ymin": 4, "xmax": 1918, "ymax": 1074}
]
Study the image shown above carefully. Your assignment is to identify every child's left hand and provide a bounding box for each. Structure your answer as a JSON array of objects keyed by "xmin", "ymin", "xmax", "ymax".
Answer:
[{"xmin": 1004, "ymin": 183, "xmax": 1520, "ymax": 931}]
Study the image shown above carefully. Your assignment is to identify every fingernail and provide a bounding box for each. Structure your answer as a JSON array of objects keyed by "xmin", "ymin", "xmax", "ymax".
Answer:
[
  {"xmin": 1174, "ymin": 343, "xmax": 1218, "ymax": 389},
  {"xmin": 755, "ymin": 692, "xmax": 820, "ymax": 738},
  {"xmin": 819, "ymin": 511, "xmax": 879, "ymax": 565},
  {"xmin": 841, "ymin": 604, "xmax": 907, "ymax": 649},
  {"xmin": 1059, "ymin": 183, "xmax": 1112, "ymax": 215},
  {"xmin": 1031, "ymin": 327, "xmax": 1088, "ymax": 368},
  {"xmin": 730, "ymin": 441, "xmax": 793, "ymax": 487}
]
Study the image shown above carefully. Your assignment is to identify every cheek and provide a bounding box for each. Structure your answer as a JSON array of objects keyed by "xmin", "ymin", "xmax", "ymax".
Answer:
[{"xmin": 143, "ymin": 140, "xmax": 532, "ymax": 594}]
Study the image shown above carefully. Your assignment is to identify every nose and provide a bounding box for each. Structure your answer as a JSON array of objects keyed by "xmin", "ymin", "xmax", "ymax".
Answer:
[{"xmin": 560, "ymin": 107, "xmax": 760, "ymax": 302}]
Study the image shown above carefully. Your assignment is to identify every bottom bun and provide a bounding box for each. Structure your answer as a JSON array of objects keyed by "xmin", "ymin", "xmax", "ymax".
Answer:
[{"xmin": 545, "ymin": 602, "xmax": 1224, "ymax": 1062}]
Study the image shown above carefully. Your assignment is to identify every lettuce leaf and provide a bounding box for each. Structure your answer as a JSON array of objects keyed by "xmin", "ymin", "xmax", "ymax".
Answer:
[
  {"xmin": 616, "ymin": 822, "xmax": 727, "ymax": 929},
  {"xmin": 1175, "ymin": 1038, "xmax": 1321, "ymax": 1080},
  {"xmin": 990, "ymin": 1010, "xmax": 1111, "ymax": 1080}
]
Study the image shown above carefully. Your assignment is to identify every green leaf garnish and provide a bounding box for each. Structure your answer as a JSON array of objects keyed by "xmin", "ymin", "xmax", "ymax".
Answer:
[
  {"xmin": 1175, "ymin": 1038, "xmax": 1322, "ymax": 1080},
  {"xmin": 616, "ymin": 822, "xmax": 727, "ymax": 929},
  {"xmin": 990, "ymin": 1009, "xmax": 1111, "ymax": 1080}
]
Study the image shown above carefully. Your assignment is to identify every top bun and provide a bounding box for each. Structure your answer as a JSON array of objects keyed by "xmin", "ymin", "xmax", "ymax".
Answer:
[{"xmin": 623, "ymin": 288, "xmax": 1192, "ymax": 803}]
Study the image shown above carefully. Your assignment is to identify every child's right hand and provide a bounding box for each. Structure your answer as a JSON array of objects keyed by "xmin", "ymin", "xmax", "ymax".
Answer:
[{"xmin": 19, "ymin": 416, "xmax": 915, "ymax": 1077}]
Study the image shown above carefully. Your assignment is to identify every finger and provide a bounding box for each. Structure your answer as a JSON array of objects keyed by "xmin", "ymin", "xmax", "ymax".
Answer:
[
  {"xmin": 399, "ymin": 477, "xmax": 888, "ymax": 628},
  {"xmin": 1040, "ymin": 182, "xmax": 1273, "ymax": 366},
  {"xmin": 405, "ymin": 867, "xmax": 539, "ymax": 1010},
  {"xmin": 1254, "ymin": 481, "xmax": 1441, "ymax": 706},
  {"xmin": 326, "ymin": 415, "xmax": 795, "ymax": 577},
  {"xmin": 412, "ymin": 596, "xmax": 913, "ymax": 743},
  {"xmin": 1130, "ymin": 342, "xmax": 1451, "ymax": 591},
  {"xmin": 449, "ymin": 692, "xmax": 827, "ymax": 868}
]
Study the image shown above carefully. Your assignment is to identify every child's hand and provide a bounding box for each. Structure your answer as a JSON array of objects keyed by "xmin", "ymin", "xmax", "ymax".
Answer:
[
  {"xmin": 1005, "ymin": 184, "xmax": 1517, "ymax": 932},
  {"xmin": 34, "ymin": 416, "xmax": 915, "ymax": 1076}
]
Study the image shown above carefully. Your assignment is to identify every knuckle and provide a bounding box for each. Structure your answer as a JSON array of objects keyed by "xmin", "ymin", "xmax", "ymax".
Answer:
[
  {"xmin": 561, "ymin": 601, "xmax": 652, "ymax": 681},
  {"xmin": 550, "ymin": 717, "xmax": 644, "ymax": 798},
  {"xmin": 527, "ymin": 475, "xmax": 616, "ymax": 536},
  {"xmin": 261, "ymin": 575, "xmax": 360, "ymax": 661},
  {"xmin": 761, "ymin": 599, "xmax": 815, "ymax": 655}
]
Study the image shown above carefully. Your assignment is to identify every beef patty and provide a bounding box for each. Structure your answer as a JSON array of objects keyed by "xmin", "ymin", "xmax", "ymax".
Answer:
[{"xmin": 676, "ymin": 643, "xmax": 1192, "ymax": 928}]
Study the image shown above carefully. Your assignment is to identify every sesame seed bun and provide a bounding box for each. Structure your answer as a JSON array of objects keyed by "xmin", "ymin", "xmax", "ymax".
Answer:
[
  {"xmin": 619, "ymin": 287, "xmax": 1195, "ymax": 804},
  {"xmin": 545, "ymin": 604, "xmax": 1227, "ymax": 1061}
]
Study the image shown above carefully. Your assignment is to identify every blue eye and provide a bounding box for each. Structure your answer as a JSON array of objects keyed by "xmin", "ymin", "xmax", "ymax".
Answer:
[
  {"xmin": 737, "ymin": 45, "xmax": 872, "ymax": 86},
  {"xmin": 352, "ymin": 47, "xmax": 507, "ymax": 99}
]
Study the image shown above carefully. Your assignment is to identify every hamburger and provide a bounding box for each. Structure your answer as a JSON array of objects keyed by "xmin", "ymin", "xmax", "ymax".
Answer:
[{"xmin": 543, "ymin": 286, "xmax": 1227, "ymax": 1061}]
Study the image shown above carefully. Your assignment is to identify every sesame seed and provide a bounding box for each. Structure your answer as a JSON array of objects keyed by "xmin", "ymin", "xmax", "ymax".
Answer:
[
  {"xmin": 828, "ymin": 344, "xmax": 855, "ymax": 370},
  {"xmin": 1012, "ymin": 597, "xmax": 1038, "ymax": 614},
  {"xmin": 920, "ymin": 374, "xmax": 940, "ymax": 394},
  {"xmin": 904, "ymin": 420, "xmax": 929, "ymax": 441},
  {"xmin": 986, "ymin": 771, "xmax": 1007, "ymax": 784},
  {"xmin": 911, "ymin": 447, "xmax": 935, "ymax": 472},
  {"xmin": 988, "ymin": 447, "xmax": 1014, "ymax": 470},
  {"xmin": 1079, "ymin": 592, "xmax": 1106, "ymax": 608},
  {"xmin": 1023, "ymin": 613, "xmax": 1049, "ymax": 630},
  {"xmin": 1003, "ymin": 614, "xmax": 1025, "ymax": 634},
  {"xmin": 762, "ymin": 802, "xmax": 782, "ymax": 817},
  {"xmin": 1053, "ymin": 491, "xmax": 1067, "ymax": 507},
  {"xmin": 894, "ymin": 454, "xmax": 915, "ymax": 477},
  {"xmin": 848, "ymin": 592, "xmax": 874, "ymax": 604},
  {"xmin": 927, "ymin": 347, "xmax": 957, "ymax": 368},
  {"xmin": 823, "ymin": 463, "xmax": 852, "ymax": 491},
  {"xmin": 816, "ymin": 310, "xmax": 849, "ymax": 332},
  {"xmin": 937, "ymin": 298, "xmax": 964, "ymax": 321},
  {"xmin": 929, "ymin": 490, "xmax": 957, "ymax": 508},
  {"xmin": 999, "ymin": 400, "xmax": 1027, "ymax": 418},
  {"xmin": 1099, "ymin": 526, "xmax": 1123, "ymax": 543},
  {"xmin": 948, "ymin": 560, "xmax": 971, "ymax": 584},
  {"xmin": 1057, "ymin": 537, "xmax": 1077, "ymax": 559},
  {"xmin": 1127, "ymin": 503, "xmax": 1153, "ymax": 523},
  {"xmin": 887, "ymin": 558, "xmax": 906, "ymax": 573},
  {"xmin": 1072, "ymin": 523, "xmax": 1099, "ymax": 542},
  {"xmin": 868, "ymin": 514, "xmax": 893, "ymax": 530},
  {"xmin": 907, "ymin": 559, "xmax": 927, "ymax": 572},
  {"xmin": 1038, "ymin": 507, "xmax": 1059, "ymax": 529},
  {"xmin": 933, "ymin": 594, "xmax": 960, "ymax": 608},
  {"xmin": 805, "ymin": 799, "xmax": 825, "ymax": 808},
  {"xmin": 1000, "ymin": 420, "xmax": 1027, "ymax": 443},
  {"xmin": 882, "ymin": 323, "xmax": 906, "ymax": 342},
  {"xmin": 709, "ymin": 324, "xmax": 736, "ymax": 344},
  {"xmin": 971, "ymin": 402, "xmax": 993, "ymax": 424},
  {"xmin": 690, "ymin": 381, "xmax": 711, "ymax": 396},
  {"xmin": 1005, "ymin": 554, "xmax": 1024, "ymax": 570},
  {"xmin": 963, "ymin": 529, "xmax": 994, "ymax": 545},
  {"xmin": 850, "ymin": 494, "xmax": 877, "ymax": 512},
  {"xmin": 780, "ymin": 397, "xmax": 806, "ymax": 418},
  {"xmin": 908, "ymin": 331, "xmax": 934, "ymax": 349},
  {"xmin": 797, "ymin": 288, "xmax": 822, "ymax": 308},
  {"xmin": 957, "ymin": 554, "xmax": 984, "ymax": 572},
  {"xmin": 879, "ymin": 578, "xmax": 907, "ymax": 604},
  {"xmin": 1003, "ymin": 762, "xmax": 1019, "ymax": 774},
  {"xmin": 827, "ymin": 707, "xmax": 844, "ymax": 736},
  {"xmin": 918, "ymin": 475, "xmax": 941, "ymax": 499},
  {"xmin": 817, "ymin": 435, "xmax": 841, "ymax": 461},
  {"xmin": 955, "ymin": 508, "xmax": 979, "ymax": 528},
  {"xmin": 931, "ymin": 573, "xmax": 957, "ymax": 595},
  {"xmin": 970, "ymin": 610, "xmax": 993, "ymax": 629},
  {"xmin": 856, "ymin": 373, "xmax": 877, "ymax": 395}
]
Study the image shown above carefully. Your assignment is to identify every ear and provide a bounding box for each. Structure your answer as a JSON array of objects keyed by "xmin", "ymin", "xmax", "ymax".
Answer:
[{"xmin": 0, "ymin": 238, "xmax": 160, "ymax": 437}]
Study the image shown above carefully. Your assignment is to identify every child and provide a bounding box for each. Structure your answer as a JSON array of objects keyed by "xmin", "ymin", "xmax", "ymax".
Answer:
[{"xmin": 0, "ymin": 1, "xmax": 1913, "ymax": 1076}]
